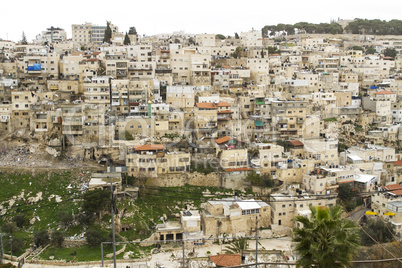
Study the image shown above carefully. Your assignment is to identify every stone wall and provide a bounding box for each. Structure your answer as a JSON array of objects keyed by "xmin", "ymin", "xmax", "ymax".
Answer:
[
  {"xmin": 144, "ymin": 172, "xmax": 221, "ymax": 188},
  {"xmin": 141, "ymin": 171, "xmax": 249, "ymax": 190}
]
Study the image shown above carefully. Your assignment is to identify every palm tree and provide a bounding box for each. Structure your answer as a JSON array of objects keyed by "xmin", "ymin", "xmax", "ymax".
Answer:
[
  {"xmin": 292, "ymin": 205, "xmax": 360, "ymax": 268},
  {"xmin": 223, "ymin": 237, "xmax": 249, "ymax": 254}
]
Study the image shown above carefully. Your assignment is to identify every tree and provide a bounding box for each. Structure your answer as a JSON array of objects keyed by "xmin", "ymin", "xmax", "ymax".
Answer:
[
  {"xmin": 51, "ymin": 230, "xmax": 65, "ymax": 248},
  {"xmin": 351, "ymin": 46, "xmax": 364, "ymax": 51},
  {"xmin": 3, "ymin": 237, "xmax": 24, "ymax": 255},
  {"xmin": 34, "ymin": 230, "xmax": 50, "ymax": 247},
  {"xmin": 360, "ymin": 218, "xmax": 396, "ymax": 246},
  {"xmin": 223, "ymin": 237, "xmax": 249, "ymax": 254},
  {"xmin": 188, "ymin": 37, "xmax": 195, "ymax": 45},
  {"xmin": 123, "ymin": 32, "xmax": 130, "ymax": 45},
  {"xmin": 86, "ymin": 229, "xmax": 105, "ymax": 247},
  {"xmin": 338, "ymin": 183, "xmax": 364, "ymax": 212},
  {"xmin": 58, "ymin": 211, "xmax": 73, "ymax": 228},
  {"xmin": 128, "ymin": 27, "xmax": 137, "ymax": 35},
  {"xmin": 103, "ymin": 21, "xmax": 112, "ymax": 44},
  {"xmin": 365, "ymin": 46, "xmax": 377, "ymax": 55},
  {"xmin": 21, "ymin": 32, "xmax": 27, "ymax": 45},
  {"xmin": 247, "ymin": 171, "xmax": 275, "ymax": 187},
  {"xmin": 82, "ymin": 188, "xmax": 111, "ymax": 221},
  {"xmin": 267, "ymin": 46, "xmax": 281, "ymax": 55},
  {"xmin": 215, "ymin": 34, "xmax": 226, "ymax": 40},
  {"xmin": 1, "ymin": 222, "xmax": 17, "ymax": 234},
  {"xmin": 383, "ymin": 47, "xmax": 398, "ymax": 59},
  {"xmin": 234, "ymin": 32, "xmax": 239, "ymax": 39},
  {"xmin": 338, "ymin": 183, "xmax": 354, "ymax": 202},
  {"xmin": 12, "ymin": 214, "xmax": 27, "ymax": 229},
  {"xmin": 293, "ymin": 205, "xmax": 360, "ymax": 268},
  {"xmin": 231, "ymin": 46, "xmax": 244, "ymax": 58}
]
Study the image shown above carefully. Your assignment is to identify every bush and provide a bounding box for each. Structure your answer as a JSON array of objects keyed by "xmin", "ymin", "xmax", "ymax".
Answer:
[
  {"xmin": 360, "ymin": 218, "xmax": 396, "ymax": 246},
  {"xmin": 86, "ymin": 229, "xmax": 105, "ymax": 247},
  {"xmin": 124, "ymin": 131, "xmax": 134, "ymax": 141},
  {"xmin": 12, "ymin": 215, "xmax": 27, "ymax": 229},
  {"xmin": 51, "ymin": 230, "xmax": 65, "ymax": 248},
  {"xmin": 58, "ymin": 211, "xmax": 74, "ymax": 228},
  {"xmin": 34, "ymin": 230, "xmax": 50, "ymax": 247},
  {"xmin": 247, "ymin": 171, "xmax": 275, "ymax": 187}
]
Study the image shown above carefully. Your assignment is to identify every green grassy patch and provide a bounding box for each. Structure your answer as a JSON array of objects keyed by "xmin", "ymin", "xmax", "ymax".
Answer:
[
  {"xmin": 40, "ymin": 244, "xmax": 124, "ymax": 262},
  {"xmin": 324, "ymin": 117, "xmax": 337, "ymax": 122}
]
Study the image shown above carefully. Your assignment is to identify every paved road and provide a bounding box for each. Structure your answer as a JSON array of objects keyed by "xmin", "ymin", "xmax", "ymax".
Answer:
[{"xmin": 348, "ymin": 207, "xmax": 369, "ymax": 222}]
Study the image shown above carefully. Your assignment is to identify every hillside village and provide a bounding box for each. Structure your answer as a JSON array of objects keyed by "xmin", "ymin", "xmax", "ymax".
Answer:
[{"xmin": 1, "ymin": 20, "xmax": 402, "ymax": 266}]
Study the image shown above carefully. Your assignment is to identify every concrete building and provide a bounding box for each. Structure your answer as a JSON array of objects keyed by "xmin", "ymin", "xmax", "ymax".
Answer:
[{"xmin": 201, "ymin": 199, "xmax": 270, "ymax": 237}]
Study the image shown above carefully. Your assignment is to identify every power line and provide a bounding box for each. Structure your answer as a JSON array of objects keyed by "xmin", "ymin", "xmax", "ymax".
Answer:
[{"xmin": 340, "ymin": 202, "xmax": 402, "ymax": 264}]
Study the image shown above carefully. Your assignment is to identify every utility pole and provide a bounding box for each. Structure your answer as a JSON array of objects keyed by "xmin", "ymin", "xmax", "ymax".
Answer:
[
  {"xmin": 0, "ymin": 233, "xmax": 5, "ymax": 264},
  {"xmin": 110, "ymin": 175, "xmax": 117, "ymax": 268},
  {"xmin": 255, "ymin": 215, "xmax": 258, "ymax": 268},
  {"xmin": 9, "ymin": 235, "xmax": 12, "ymax": 262},
  {"xmin": 182, "ymin": 239, "xmax": 185, "ymax": 268}
]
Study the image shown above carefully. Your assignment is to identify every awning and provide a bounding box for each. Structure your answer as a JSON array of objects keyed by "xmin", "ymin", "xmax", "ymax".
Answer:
[
  {"xmin": 365, "ymin": 211, "xmax": 377, "ymax": 215},
  {"xmin": 384, "ymin": 212, "xmax": 396, "ymax": 216},
  {"xmin": 254, "ymin": 120, "xmax": 263, "ymax": 127}
]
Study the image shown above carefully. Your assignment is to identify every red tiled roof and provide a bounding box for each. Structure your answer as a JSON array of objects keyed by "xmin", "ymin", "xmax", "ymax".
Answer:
[
  {"xmin": 225, "ymin": 167, "xmax": 252, "ymax": 172},
  {"xmin": 217, "ymin": 110, "xmax": 233, "ymax": 114},
  {"xmin": 338, "ymin": 180, "xmax": 354, "ymax": 184},
  {"xmin": 133, "ymin": 144, "xmax": 165, "ymax": 151},
  {"xmin": 209, "ymin": 254, "xmax": 241, "ymax": 267},
  {"xmin": 384, "ymin": 184, "xmax": 402, "ymax": 191},
  {"xmin": 394, "ymin": 160, "xmax": 402, "ymax": 166},
  {"xmin": 374, "ymin": 90, "xmax": 396, "ymax": 95},
  {"xmin": 289, "ymin": 140, "xmax": 304, "ymax": 146},
  {"xmin": 222, "ymin": 65, "xmax": 233, "ymax": 69},
  {"xmin": 391, "ymin": 189, "xmax": 402, "ymax": 195},
  {"xmin": 196, "ymin": 103, "xmax": 217, "ymax": 109},
  {"xmin": 217, "ymin": 102, "xmax": 230, "ymax": 107},
  {"xmin": 215, "ymin": 136, "xmax": 234, "ymax": 144}
]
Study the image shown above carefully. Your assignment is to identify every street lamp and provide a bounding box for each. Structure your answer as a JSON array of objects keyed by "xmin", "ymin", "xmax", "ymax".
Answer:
[{"xmin": 9, "ymin": 235, "xmax": 12, "ymax": 262}]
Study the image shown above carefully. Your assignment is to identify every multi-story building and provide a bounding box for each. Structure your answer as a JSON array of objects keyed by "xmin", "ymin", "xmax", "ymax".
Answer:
[
  {"xmin": 201, "ymin": 198, "xmax": 270, "ymax": 237},
  {"xmin": 35, "ymin": 27, "xmax": 67, "ymax": 44},
  {"xmin": 72, "ymin": 22, "xmax": 119, "ymax": 45},
  {"xmin": 126, "ymin": 144, "xmax": 191, "ymax": 177},
  {"xmin": 83, "ymin": 76, "xmax": 111, "ymax": 108},
  {"xmin": 371, "ymin": 184, "xmax": 402, "ymax": 236}
]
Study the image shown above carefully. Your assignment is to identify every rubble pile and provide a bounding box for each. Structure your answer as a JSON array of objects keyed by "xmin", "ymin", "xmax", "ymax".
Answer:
[{"xmin": 0, "ymin": 146, "xmax": 53, "ymax": 167}]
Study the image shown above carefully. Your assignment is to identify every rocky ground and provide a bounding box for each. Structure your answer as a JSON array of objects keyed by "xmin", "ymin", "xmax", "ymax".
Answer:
[{"xmin": 0, "ymin": 144, "xmax": 101, "ymax": 170}]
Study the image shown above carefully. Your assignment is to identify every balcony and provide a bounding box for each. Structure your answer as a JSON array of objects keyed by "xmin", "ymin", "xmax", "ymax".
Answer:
[
  {"xmin": 200, "ymin": 122, "xmax": 217, "ymax": 129},
  {"xmin": 297, "ymin": 118, "xmax": 305, "ymax": 124},
  {"xmin": 217, "ymin": 115, "xmax": 232, "ymax": 121},
  {"xmin": 116, "ymin": 63, "xmax": 127, "ymax": 68},
  {"xmin": 169, "ymin": 117, "xmax": 180, "ymax": 122},
  {"xmin": 155, "ymin": 69, "xmax": 172, "ymax": 74},
  {"xmin": 116, "ymin": 70, "xmax": 127, "ymax": 77},
  {"xmin": 63, "ymin": 118, "xmax": 82, "ymax": 126},
  {"xmin": 63, "ymin": 130, "xmax": 83, "ymax": 135}
]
